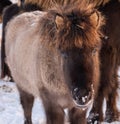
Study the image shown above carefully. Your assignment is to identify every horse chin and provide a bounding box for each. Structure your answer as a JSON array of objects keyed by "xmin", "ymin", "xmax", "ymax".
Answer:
[{"xmin": 72, "ymin": 84, "xmax": 94, "ymax": 109}]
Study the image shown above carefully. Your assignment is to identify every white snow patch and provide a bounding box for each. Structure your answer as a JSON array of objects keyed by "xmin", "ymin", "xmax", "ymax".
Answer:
[
  {"xmin": 0, "ymin": 81, "xmax": 46, "ymax": 124},
  {"xmin": 10, "ymin": 0, "xmax": 18, "ymax": 3}
]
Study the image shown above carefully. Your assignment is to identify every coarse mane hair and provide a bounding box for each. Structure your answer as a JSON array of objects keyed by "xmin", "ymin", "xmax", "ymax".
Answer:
[
  {"xmin": 22, "ymin": 0, "xmax": 112, "ymax": 10},
  {"xmin": 39, "ymin": 2, "xmax": 104, "ymax": 50},
  {"xmin": 89, "ymin": 0, "xmax": 110, "ymax": 6},
  {"xmin": 19, "ymin": 0, "xmax": 111, "ymax": 10},
  {"xmin": 23, "ymin": 0, "xmax": 75, "ymax": 10}
]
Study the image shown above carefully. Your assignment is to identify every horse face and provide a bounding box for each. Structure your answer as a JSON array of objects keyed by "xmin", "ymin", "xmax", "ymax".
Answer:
[
  {"xmin": 53, "ymin": 8, "xmax": 102, "ymax": 106},
  {"xmin": 58, "ymin": 45, "xmax": 99, "ymax": 106},
  {"xmin": 37, "ymin": 3, "xmax": 103, "ymax": 107}
]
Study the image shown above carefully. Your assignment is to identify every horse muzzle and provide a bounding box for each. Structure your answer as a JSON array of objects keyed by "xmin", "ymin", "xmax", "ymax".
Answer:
[{"xmin": 72, "ymin": 84, "xmax": 94, "ymax": 109}]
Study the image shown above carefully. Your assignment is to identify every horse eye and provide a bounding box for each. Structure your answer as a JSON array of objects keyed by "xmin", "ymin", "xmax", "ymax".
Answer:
[
  {"xmin": 61, "ymin": 52, "xmax": 68, "ymax": 59},
  {"xmin": 92, "ymin": 48, "xmax": 97, "ymax": 56}
]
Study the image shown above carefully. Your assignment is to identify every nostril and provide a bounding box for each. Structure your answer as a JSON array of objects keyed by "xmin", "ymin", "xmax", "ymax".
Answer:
[{"xmin": 72, "ymin": 87, "xmax": 93, "ymax": 105}]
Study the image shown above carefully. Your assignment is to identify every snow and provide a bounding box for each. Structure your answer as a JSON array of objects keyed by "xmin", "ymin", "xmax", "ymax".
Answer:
[
  {"xmin": 0, "ymin": 81, "xmax": 46, "ymax": 124},
  {"xmin": 10, "ymin": 0, "xmax": 18, "ymax": 3}
]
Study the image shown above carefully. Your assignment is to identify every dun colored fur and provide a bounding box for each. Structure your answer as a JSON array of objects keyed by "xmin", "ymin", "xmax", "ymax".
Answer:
[
  {"xmin": 5, "ymin": 2, "xmax": 104, "ymax": 124},
  {"xmin": 1, "ymin": 3, "xmax": 20, "ymax": 80}
]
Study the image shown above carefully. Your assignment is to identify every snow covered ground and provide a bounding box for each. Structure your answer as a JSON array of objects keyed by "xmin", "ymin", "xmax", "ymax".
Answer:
[{"xmin": 0, "ymin": 81, "xmax": 46, "ymax": 124}]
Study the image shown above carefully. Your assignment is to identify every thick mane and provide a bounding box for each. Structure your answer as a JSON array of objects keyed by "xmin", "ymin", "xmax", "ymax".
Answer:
[
  {"xmin": 89, "ymin": 0, "xmax": 110, "ymax": 7},
  {"xmin": 23, "ymin": 0, "xmax": 76, "ymax": 10},
  {"xmin": 39, "ymin": 2, "xmax": 104, "ymax": 50},
  {"xmin": 23, "ymin": 0, "xmax": 112, "ymax": 10}
]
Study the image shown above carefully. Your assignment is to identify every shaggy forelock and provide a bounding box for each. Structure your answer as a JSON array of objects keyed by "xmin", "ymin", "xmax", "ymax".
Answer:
[{"xmin": 39, "ymin": 1, "xmax": 104, "ymax": 50}]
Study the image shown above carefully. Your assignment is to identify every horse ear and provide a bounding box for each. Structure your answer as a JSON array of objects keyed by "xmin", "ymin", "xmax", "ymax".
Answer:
[
  {"xmin": 90, "ymin": 11, "xmax": 101, "ymax": 28},
  {"xmin": 55, "ymin": 15, "xmax": 64, "ymax": 30}
]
